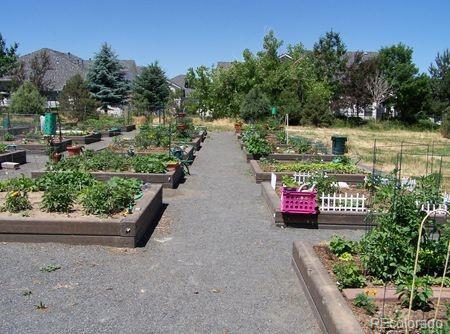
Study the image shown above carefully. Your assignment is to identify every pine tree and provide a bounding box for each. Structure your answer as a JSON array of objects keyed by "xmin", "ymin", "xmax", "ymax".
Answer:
[
  {"xmin": 0, "ymin": 33, "xmax": 19, "ymax": 77},
  {"xmin": 9, "ymin": 81, "xmax": 46, "ymax": 114},
  {"xmin": 59, "ymin": 74, "xmax": 98, "ymax": 121},
  {"xmin": 86, "ymin": 43, "xmax": 129, "ymax": 111},
  {"xmin": 132, "ymin": 62, "xmax": 170, "ymax": 116}
]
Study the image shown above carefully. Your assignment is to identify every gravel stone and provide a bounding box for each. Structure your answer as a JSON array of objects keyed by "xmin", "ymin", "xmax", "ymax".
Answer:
[{"xmin": 0, "ymin": 131, "xmax": 363, "ymax": 333}]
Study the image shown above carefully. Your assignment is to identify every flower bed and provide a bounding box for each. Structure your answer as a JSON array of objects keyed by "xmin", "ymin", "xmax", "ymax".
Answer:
[
  {"xmin": 31, "ymin": 150, "xmax": 184, "ymax": 188},
  {"xmin": 0, "ymin": 173, "xmax": 163, "ymax": 247}
]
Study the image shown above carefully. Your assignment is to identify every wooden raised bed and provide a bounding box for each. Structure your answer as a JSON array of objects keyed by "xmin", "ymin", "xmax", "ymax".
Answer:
[
  {"xmin": 250, "ymin": 159, "xmax": 366, "ymax": 184},
  {"xmin": 121, "ymin": 124, "xmax": 136, "ymax": 132},
  {"xmin": 292, "ymin": 241, "xmax": 365, "ymax": 334},
  {"xmin": 31, "ymin": 164, "xmax": 184, "ymax": 189},
  {"xmin": 261, "ymin": 182, "xmax": 372, "ymax": 229},
  {"xmin": 0, "ymin": 150, "xmax": 27, "ymax": 167},
  {"xmin": 65, "ymin": 132, "xmax": 102, "ymax": 144},
  {"xmin": 13, "ymin": 139, "xmax": 72, "ymax": 154},
  {"xmin": 0, "ymin": 185, "xmax": 163, "ymax": 248},
  {"xmin": 242, "ymin": 147, "xmax": 336, "ymax": 162},
  {"xmin": 0, "ymin": 126, "xmax": 35, "ymax": 136},
  {"xmin": 101, "ymin": 129, "xmax": 122, "ymax": 137}
]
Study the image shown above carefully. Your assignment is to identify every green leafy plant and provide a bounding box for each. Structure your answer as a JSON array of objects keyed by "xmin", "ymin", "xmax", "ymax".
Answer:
[
  {"xmin": 329, "ymin": 235, "xmax": 357, "ymax": 256},
  {"xmin": 37, "ymin": 171, "xmax": 95, "ymax": 193},
  {"xmin": 2, "ymin": 190, "xmax": 32, "ymax": 213},
  {"xmin": 333, "ymin": 261, "xmax": 366, "ymax": 290},
  {"xmin": 0, "ymin": 175, "xmax": 39, "ymax": 192},
  {"xmin": 353, "ymin": 292, "xmax": 377, "ymax": 315},
  {"xmin": 244, "ymin": 134, "xmax": 272, "ymax": 156},
  {"xmin": 41, "ymin": 187, "xmax": 75, "ymax": 213},
  {"xmin": 0, "ymin": 143, "xmax": 8, "ymax": 153},
  {"xmin": 397, "ymin": 277, "xmax": 433, "ymax": 311},
  {"xmin": 339, "ymin": 252, "xmax": 354, "ymax": 262},
  {"xmin": 131, "ymin": 155, "xmax": 167, "ymax": 173},
  {"xmin": 81, "ymin": 178, "xmax": 141, "ymax": 216},
  {"xmin": 281, "ymin": 175, "xmax": 298, "ymax": 188},
  {"xmin": 289, "ymin": 136, "xmax": 312, "ymax": 153},
  {"xmin": 40, "ymin": 264, "xmax": 61, "ymax": 273},
  {"xmin": 3, "ymin": 132, "xmax": 15, "ymax": 141},
  {"xmin": 306, "ymin": 172, "xmax": 338, "ymax": 194}
]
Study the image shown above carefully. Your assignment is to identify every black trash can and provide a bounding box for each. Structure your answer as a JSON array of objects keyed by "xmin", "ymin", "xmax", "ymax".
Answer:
[{"xmin": 331, "ymin": 135, "xmax": 347, "ymax": 155}]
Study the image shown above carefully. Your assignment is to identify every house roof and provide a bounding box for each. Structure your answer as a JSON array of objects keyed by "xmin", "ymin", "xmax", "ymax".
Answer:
[
  {"xmin": 169, "ymin": 74, "xmax": 187, "ymax": 89},
  {"xmin": 6, "ymin": 48, "xmax": 141, "ymax": 92}
]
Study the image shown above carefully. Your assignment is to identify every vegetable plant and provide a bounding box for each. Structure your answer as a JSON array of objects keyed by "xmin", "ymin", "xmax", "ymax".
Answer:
[
  {"xmin": 396, "ymin": 277, "xmax": 433, "ymax": 311},
  {"xmin": 2, "ymin": 190, "xmax": 32, "ymax": 213},
  {"xmin": 333, "ymin": 261, "xmax": 366, "ymax": 290},
  {"xmin": 353, "ymin": 292, "xmax": 377, "ymax": 315},
  {"xmin": 329, "ymin": 235, "xmax": 358, "ymax": 256},
  {"xmin": 41, "ymin": 187, "xmax": 75, "ymax": 213},
  {"xmin": 81, "ymin": 177, "xmax": 141, "ymax": 216}
]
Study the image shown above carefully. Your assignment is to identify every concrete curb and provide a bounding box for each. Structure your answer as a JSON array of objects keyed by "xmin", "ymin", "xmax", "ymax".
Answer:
[{"xmin": 292, "ymin": 241, "xmax": 364, "ymax": 334}]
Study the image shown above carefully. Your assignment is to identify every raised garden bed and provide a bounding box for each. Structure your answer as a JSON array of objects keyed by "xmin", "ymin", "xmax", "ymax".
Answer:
[
  {"xmin": 0, "ymin": 150, "xmax": 27, "ymax": 167},
  {"xmin": 261, "ymin": 182, "xmax": 371, "ymax": 228},
  {"xmin": 242, "ymin": 146, "xmax": 337, "ymax": 162},
  {"xmin": 65, "ymin": 132, "xmax": 102, "ymax": 144},
  {"xmin": 250, "ymin": 159, "xmax": 366, "ymax": 184},
  {"xmin": 0, "ymin": 125, "xmax": 35, "ymax": 136},
  {"xmin": 292, "ymin": 241, "xmax": 450, "ymax": 334},
  {"xmin": 121, "ymin": 124, "xmax": 136, "ymax": 132},
  {"xmin": 32, "ymin": 166, "xmax": 183, "ymax": 189},
  {"xmin": 6, "ymin": 138, "xmax": 72, "ymax": 154},
  {"xmin": 102, "ymin": 128, "xmax": 122, "ymax": 137},
  {"xmin": 0, "ymin": 184, "xmax": 163, "ymax": 248}
]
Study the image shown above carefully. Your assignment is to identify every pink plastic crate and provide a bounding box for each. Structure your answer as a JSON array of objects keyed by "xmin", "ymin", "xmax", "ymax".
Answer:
[{"xmin": 280, "ymin": 187, "xmax": 318, "ymax": 214}]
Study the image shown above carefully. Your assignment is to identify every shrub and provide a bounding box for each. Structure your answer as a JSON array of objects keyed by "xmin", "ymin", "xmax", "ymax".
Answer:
[
  {"xmin": 353, "ymin": 292, "xmax": 377, "ymax": 315},
  {"xmin": 41, "ymin": 187, "xmax": 75, "ymax": 213},
  {"xmin": 333, "ymin": 261, "xmax": 366, "ymax": 290},
  {"xmin": 9, "ymin": 81, "xmax": 46, "ymax": 114},
  {"xmin": 3, "ymin": 191, "xmax": 32, "ymax": 213}
]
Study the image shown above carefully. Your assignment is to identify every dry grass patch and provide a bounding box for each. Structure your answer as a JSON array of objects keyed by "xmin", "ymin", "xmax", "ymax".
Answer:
[{"xmin": 288, "ymin": 126, "xmax": 450, "ymax": 191}]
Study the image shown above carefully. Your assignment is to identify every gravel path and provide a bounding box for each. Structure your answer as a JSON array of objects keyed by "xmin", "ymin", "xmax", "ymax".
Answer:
[{"xmin": 0, "ymin": 131, "xmax": 363, "ymax": 333}]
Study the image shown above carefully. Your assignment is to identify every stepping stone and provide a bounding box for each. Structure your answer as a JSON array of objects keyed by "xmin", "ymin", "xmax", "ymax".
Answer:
[{"xmin": 1, "ymin": 162, "xmax": 20, "ymax": 170}]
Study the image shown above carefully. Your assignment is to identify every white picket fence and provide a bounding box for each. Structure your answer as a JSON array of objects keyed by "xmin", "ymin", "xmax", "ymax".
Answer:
[
  {"xmin": 320, "ymin": 193, "xmax": 367, "ymax": 212},
  {"xmin": 271, "ymin": 173, "xmax": 368, "ymax": 212},
  {"xmin": 419, "ymin": 192, "xmax": 449, "ymax": 215}
]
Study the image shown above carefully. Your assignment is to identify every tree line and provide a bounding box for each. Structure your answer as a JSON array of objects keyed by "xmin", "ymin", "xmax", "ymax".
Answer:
[
  {"xmin": 0, "ymin": 34, "xmax": 171, "ymax": 122},
  {"xmin": 185, "ymin": 30, "xmax": 449, "ymax": 130}
]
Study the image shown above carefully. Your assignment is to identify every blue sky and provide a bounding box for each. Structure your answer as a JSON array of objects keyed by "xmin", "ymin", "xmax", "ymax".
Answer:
[{"xmin": 1, "ymin": 0, "xmax": 449, "ymax": 77}]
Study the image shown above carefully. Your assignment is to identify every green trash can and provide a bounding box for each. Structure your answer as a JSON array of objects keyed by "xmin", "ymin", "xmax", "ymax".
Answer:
[
  {"xmin": 331, "ymin": 135, "xmax": 347, "ymax": 155},
  {"xmin": 44, "ymin": 112, "xmax": 57, "ymax": 135},
  {"xmin": 2, "ymin": 115, "xmax": 11, "ymax": 129}
]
